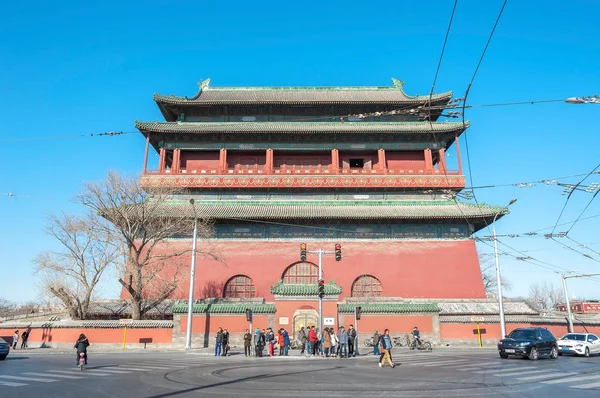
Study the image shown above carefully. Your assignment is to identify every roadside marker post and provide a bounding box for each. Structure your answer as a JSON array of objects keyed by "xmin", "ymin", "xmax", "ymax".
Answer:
[{"xmin": 120, "ymin": 319, "xmax": 134, "ymax": 350}]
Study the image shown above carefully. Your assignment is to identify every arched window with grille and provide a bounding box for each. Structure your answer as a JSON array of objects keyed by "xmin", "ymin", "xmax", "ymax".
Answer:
[
  {"xmin": 351, "ymin": 275, "xmax": 383, "ymax": 297},
  {"xmin": 282, "ymin": 262, "xmax": 319, "ymax": 284},
  {"xmin": 223, "ymin": 275, "xmax": 256, "ymax": 298}
]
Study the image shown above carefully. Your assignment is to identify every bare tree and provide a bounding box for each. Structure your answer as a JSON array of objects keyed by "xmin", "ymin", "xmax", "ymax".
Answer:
[
  {"xmin": 527, "ymin": 281, "xmax": 563, "ymax": 310},
  {"xmin": 34, "ymin": 212, "xmax": 121, "ymax": 320},
  {"xmin": 480, "ymin": 257, "xmax": 513, "ymax": 297},
  {"xmin": 0, "ymin": 298, "xmax": 15, "ymax": 317},
  {"xmin": 78, "ymin": 171, "xmax": 216, "ymax": 320}
]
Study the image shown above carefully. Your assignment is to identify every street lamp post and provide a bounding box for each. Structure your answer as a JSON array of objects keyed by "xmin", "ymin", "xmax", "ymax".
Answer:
[
  {"xmin": 185, "ymin": 199, "xmax": 198, "ymax": 350},
  {"xmin": 493, "ymin": 198, "xmax": 517, "ymax": 339}
]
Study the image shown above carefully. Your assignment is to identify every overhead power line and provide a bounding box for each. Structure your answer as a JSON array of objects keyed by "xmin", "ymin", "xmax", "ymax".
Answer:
[{"xmin": 0, "ymin": 131, "xmax": 134, "ymax": 143}]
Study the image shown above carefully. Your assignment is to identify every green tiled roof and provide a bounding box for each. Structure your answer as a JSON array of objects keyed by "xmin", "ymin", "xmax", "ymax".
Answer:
[
  {"xmin": 135, "ymin": 121, "xmax": 468, "ymax": 134},
  {"xmin": 153, "ymin": 79, "xmax": 452, "ymax": 105},
  {"xmin": 171, "ymin": 302, "xmax": 276, "ymax": 314},
  {"xmin": 338, "ymin": 303, "xmax": 440, "ymax": 314},
  {"xmin": 270, "ymin": 280, "xmax": 342, "ymax": 296},
  {"xmin": 150, "ymin": 200, "xmax": 507, "ymax": 220}
]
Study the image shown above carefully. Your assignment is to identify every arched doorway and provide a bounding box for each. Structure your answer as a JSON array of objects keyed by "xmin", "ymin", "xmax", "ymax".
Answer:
[{"xmin": 292, "ymin": 307, "xmax": 318, "ymax": 334}]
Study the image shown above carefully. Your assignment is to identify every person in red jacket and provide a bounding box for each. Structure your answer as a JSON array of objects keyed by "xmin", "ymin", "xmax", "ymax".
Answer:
[{"xmin": 308, "ymin": 326, "xmax": 318, "ymax": 356}]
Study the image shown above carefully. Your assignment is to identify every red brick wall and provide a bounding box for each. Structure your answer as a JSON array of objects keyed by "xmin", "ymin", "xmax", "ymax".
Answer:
[
  {"xmin": 273, "ymin": 153, "xmax": 332, "ymax": 168},
  {"xmin": 340, "ymin": 314, "xmax": 434, "ymax": 333},
  {"xmin": 440, "ymin": 323, "xmax": 600, "ymax": 341},
  {"xmin": 125, "ymin": 240, "xmax": 486, "ymax": 300},
  {"xmin": 0, "ymin": 327, "xmax": 172, "ymax": 345},
  {"xmin": 386, "ymin": 151, "xmax": 426, "ymax": 170}
]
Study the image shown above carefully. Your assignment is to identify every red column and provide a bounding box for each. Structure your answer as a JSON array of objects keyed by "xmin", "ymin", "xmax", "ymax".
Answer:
[
  {"xmin": 158, "ymin": 148, "xmax": 166, "ymax": 173},
  {"xmin": 438, "ymin": 149, "xmax": 447, "ymax": 173},
  {"xmin": 380, "ymin": 149, "xmax": 387, "ymax": 173},
  {"xmin": 143, "ymin": 135, "xmax": 150, "ymax": 175},
  {"xmin": 454, "ymin": 132, "xmax": 463, "ymax": 175},
  {"xmin": 331, "ymin": 149, "xmax": 339, "ymax": 174},
  {"xmin": 219, "ymin": 149, "xmax": 228, "ymax": 173},
  {"xmin": 171, "ymin": 149, "xmax": 180, "ymax": 173},
  {"xmin": 266, "ymin": 149, "xmax": 274, "ymax": 174},
  {"xmin": 424, "ymin": 149, "xmax": 433, "ymax": 172}
]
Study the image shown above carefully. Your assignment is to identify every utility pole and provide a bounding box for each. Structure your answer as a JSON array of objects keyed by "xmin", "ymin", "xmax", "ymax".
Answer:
[
  {"xmin": 561, "ymin": 272, "xmax": 600, "ymax": 333},
  {"xmin": 299, "ymin": 243, "xmax": 342, "ymax": 333}
]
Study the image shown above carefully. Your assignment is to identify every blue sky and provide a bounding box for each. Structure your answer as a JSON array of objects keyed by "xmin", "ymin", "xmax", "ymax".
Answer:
[{"xmin": 1, "ymin": 1, "xmax": 599, "ymax": 303}]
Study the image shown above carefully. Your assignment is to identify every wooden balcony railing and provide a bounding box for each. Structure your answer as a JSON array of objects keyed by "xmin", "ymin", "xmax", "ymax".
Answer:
[{"xmin": 145, "ymin": 167, "xmax": 460, "ymax": 176}]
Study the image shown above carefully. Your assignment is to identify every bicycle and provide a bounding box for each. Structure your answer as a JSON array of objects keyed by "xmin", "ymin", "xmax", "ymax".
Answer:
[
  {"xmin": 393, "ymin": 335, "xmax": 411, "ymax": 347},
  {"xmin": 409, "ymin": 337, "xmax": 432, "ymax": 351}
]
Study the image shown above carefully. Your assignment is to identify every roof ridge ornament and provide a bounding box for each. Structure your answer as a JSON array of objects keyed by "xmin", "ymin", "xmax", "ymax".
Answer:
[
  {"xmin": 190, "ymin": 78, "xmax": 211, "ymax": 100},
  {"xmin": 391, "ymin": 77, "xmax": 404, "ymax": 89}
]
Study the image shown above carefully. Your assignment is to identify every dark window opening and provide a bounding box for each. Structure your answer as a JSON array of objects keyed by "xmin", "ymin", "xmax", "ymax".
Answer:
[{"xmin": 349, "ymin": 159, "xmax": 364, "ymax": 168}]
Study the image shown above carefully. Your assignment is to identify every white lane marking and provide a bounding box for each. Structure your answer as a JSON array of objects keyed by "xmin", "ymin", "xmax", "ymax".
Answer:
[
  {"xmin": 517, "ymin": 373, "xmax": 564, "ymax": 381},
  {"xmin": 86, "ymin": 368, "xmax": 132, "ymax": 374},
  {"xmin": 492, "ymin": 369, "xmax": 550, "ymax": 377},
  {"xmin": 48, "ymin": 370, "xmax": 111, "ymax": 376},
  {"xmin": 422, "ymin": 360, "xmax": 470, "ymax": 367},
  {"xmin": 112, "ymin": 367, "xmax": 155, "ymax": 372},
  {"xmin": 543, "ymin": 375, "xmax": 600, "ymax": 385},
  {"xmin": 123, "ymin": 365, "xmax": 170, "ymax": 369},
  {"xmin": 0, "ymin": 380, "xmax": 28, "ymax": 387},
  {"xmin": 454, "ymin": 365, "xmax": 518, "ymax": 371},
  {"xmin": 573, "ymin": 380, "xmax": 600, "ymax": 389},
  {"xmin": 477, "ymin": 367, "xmax": 542, "ymax": 374},
  {"xmin": 24, "ymin": 372, "xmax": 83, "ymax": 379},
  {"xmin": 0, "ymin": 375, "xmax": 58, "ymax": 383}
]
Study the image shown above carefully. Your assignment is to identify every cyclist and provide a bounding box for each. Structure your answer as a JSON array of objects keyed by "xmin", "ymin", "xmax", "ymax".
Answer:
[
  {"xmin": 412, "ymin": 327, "xmax": 421, "ymax": 347},
  {"xmin": 74, "ymin": 333, "xmax": 90, "ymax": 366}
]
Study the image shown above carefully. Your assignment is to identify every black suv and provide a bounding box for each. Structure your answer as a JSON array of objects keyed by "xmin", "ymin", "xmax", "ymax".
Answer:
[{"xmin": 498, "ymin": 328, "xmax": 559, "ymax": 360}]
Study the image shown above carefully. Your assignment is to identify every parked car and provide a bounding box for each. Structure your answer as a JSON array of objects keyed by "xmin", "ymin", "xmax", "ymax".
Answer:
[
  {"xmin": 557, "ymin": 333, "xmax": 600, "ymax": 357},
  {"xmin": 0, "ymin": 337, "xmax": 9, "ymax": 360},
  {"xmin": 498, "ymin": 327, "xmax": 559, "ymax": 360}
]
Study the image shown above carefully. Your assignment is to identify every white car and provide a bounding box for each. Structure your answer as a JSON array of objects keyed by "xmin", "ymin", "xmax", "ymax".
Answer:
[{"xmin": 557, "ymin": 333, "xmax": 600, "ymax": 357}]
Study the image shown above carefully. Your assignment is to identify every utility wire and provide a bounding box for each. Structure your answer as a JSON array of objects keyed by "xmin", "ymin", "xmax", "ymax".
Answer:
[{"xmin": 0, "ymin": 131, "xmax": 134, "ymax": 143}]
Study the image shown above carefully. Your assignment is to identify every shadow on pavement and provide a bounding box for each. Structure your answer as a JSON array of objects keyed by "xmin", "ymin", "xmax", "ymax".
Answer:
[{"xmin": 148, "ymin": 366, "xmax": 345, "ymax": 398}]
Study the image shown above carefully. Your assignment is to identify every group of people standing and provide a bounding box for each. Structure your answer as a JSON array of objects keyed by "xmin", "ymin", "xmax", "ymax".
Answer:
[
  {"xmin": 214, "ymin": 328, "xmax": 231, "ymax": 356},
  {"xmin": 11, "ymin": 330, "xmax": 29, "ymax": 349},
  {"xmin": 241, "ymin": 327, "xmax": 291, "ymax": 357},
  {"xmin": 297, "ymin": 324, "xmax": 359, "ymax": 358}
]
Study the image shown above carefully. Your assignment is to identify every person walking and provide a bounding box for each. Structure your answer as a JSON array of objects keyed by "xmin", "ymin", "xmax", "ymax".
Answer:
[
  {"xmin": 379, "ymin": 329, "xmax": 396, "ymax": 368},
  {"xmin": 222, "ymin": 329, "xmax": 230, "ymax": 356},
  {"xmin": 348, "ymin": 324, "xmax": 357, "ymax": 357},
  {"xmin": 21, "ymin": 330, "xmax": 29, "ymax": 349},
  {"xmin": 12, "ymin": 330, "xmax": 19, "ymax": 349},
  {"xmin": 244, "ymin": 329, "xmax": 252, "ymax": 357},
  {"xmin": 338, "ymin": 327, "xmax": 348, "ymax": 358},
  {"xmin": 214, "ymin": 328, "xmax": 223, "ymax": 357},
  {"xmin": 330, "ymin": 328, "xmax": 338, "ymax": 358},
  {"xmin": 323, "ymin": 327, "xmax": 332, "ymax": 357},
  {"xmin": 282, "ymin": 329, "xmax": 290, "ymax": 356},
  {"xmin": 372, "ymin": 330, "xmax": 380, "ymax": 356}
]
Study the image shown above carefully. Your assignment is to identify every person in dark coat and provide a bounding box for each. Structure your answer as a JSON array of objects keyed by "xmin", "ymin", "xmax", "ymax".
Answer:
[
  {"xmin": 215, "ymin": 328, "xmax": 223, "ymax": 356},
  {"xmin": 74, "ymin": 333, "xmax": 90, "ymax": 365},
  {"xmin": 222, "ymin": 329, "xmax": 230, "ymax": 356},
  {"xmin": 244, "ymin": 329, "xmax": 252, "ymax": 357},
  {"xmin": 372, "ymin": 330, "xmax": 380, "ymax": 355},
  {"xmin": 282, "ymin": 329, "xmax": 291, "ymax": 356},
  {"xmin": 258, "ymin": 329, "xmax": 266, "ymax": 357},
  {"xmin": 21, "ymin": 330, "xmax": 29, "ymax": 349}
]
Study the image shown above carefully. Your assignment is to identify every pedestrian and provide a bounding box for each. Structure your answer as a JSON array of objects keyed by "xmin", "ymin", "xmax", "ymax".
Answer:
[
  {"xmin": 222, "ymin": 329, "xmax": 230, "ymax": 356},
  {"xmin": 278, "ymin": 329, "xmax": 284, "ymax": 356},
  {"xmin": 74, "ymin": 333, "xmax": 90, "ymax": 366},
  {"xmin": 258, "ymin": 329, "xmax": 267, "ymax": 357},
  {"xmin": 21, "ymin": 330, "xmax": 29, "ymax": 349},
  {"xmin": 215, "ymin": 327, "xmax": 223, "ymax": 356},
  {"xmin": 308, "ymin": 326, "xmax": 317, "ymax": 356},
  {"xmin": 244, "ymin": 329, "xmax": 252, "ymax": 357},
  {"xmin": 12, "ymin": 330, "xmax": 19, "ymax": 349},
  {"xmin": 282, "ymin": 329, "xmax": 290, "ymax": 356},
  {"xmin": 254, "ymin": 328, "xmax": 261, "ymax": 357},
  {"xmin": 329, "ymin": 328, "xmax": 338, "ymax": 358},
  {"xmin": 379, "ymin": 329, "xmax": 396, "ymax": 368},
  {"xmin": 348, "ymin": 324, "xmax": 357, "ymax": 357},
  {"xmin": 372, "ymin": 330, "xmax": 380, "ymax": 355},
  {"xmin": 267, "ymin": 328, "xmax": 275, "ymax": 357},
  {"xmin": 298, "ymin": 327, "xmax": 307, "ymax": 354},
  {"xmin": 338, "ymin": 327, "xmax": 348, "ymax": 358},
  {"xmin": 323, "ymin": 327, "xmax": 331, "ymax": 357}
]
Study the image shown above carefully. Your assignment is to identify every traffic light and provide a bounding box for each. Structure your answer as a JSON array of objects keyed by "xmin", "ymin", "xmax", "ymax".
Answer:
[
  {"xmin": 355, "ymin": 306, "xmax": 362, "ymax": 321},
  {"xmin": 335, "ymin": 243, "xmax": 342, "ymax": 261},
  {"xmin": 318, "ymin": 279, "xmax": 325, "ymax": 298},
  {"xmin": 245, "ymin": 308, "xmax": 252, "ymax": 322},
  {"xmin": 300, "ymin": 243, "xmax": 307, "ymax": 261}
]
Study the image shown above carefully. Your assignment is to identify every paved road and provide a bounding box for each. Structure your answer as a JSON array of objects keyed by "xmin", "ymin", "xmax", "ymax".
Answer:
[{"xmin": 1, "ymin": 348, "xmax": 600, "ymax": 397}]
